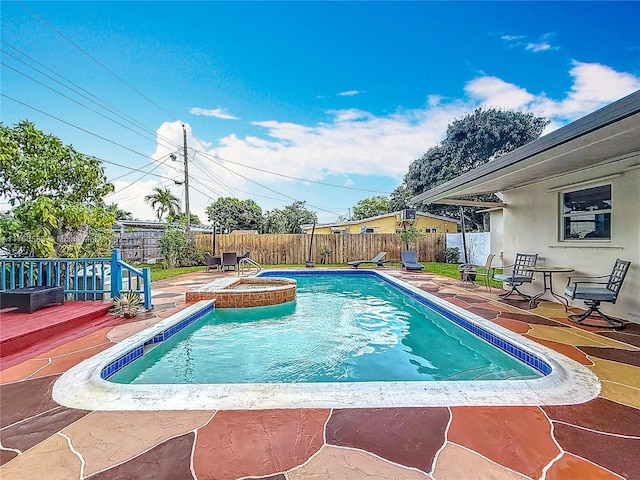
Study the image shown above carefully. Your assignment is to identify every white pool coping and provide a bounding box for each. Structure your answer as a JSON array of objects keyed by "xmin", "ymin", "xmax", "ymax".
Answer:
[{"xmin": 53, "ymin": 269, "xmax": 600, "ymax": 410}]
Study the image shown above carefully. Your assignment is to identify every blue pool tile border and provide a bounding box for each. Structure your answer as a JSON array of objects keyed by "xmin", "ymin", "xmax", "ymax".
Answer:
[
  {"xmin": 259, "ymin": 270, "xmax": 552, "ymax": 376},
  {"xmin": 100, "ymin": 302, "xmax": 215, "ymax": 380}
]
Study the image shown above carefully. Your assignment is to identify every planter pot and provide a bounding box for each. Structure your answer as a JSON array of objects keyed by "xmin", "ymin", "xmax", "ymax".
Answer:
[{"xmin": 305, "ymin": 261, "xmax": 315, "ymax": 268}]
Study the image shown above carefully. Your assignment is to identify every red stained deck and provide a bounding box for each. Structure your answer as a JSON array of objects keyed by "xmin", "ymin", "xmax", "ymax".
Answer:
[{"xmin": 0, "ymin": 301, "xmax": 113, "ymax": 369}]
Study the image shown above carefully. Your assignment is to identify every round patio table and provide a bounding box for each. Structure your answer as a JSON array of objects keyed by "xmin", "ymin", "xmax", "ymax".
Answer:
[{"xmin": 525, "ymin": 266, "xmax": 574, "ymax": 311}]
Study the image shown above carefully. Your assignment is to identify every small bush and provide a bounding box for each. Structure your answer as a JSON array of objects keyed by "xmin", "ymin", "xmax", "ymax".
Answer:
[
  {"xmin": 159, "ymin": 228, "xmax": 205, "ymax": 268},
  {"xmin": 443, "ymin": 247, "xmax": 461, "ymax": 264}
]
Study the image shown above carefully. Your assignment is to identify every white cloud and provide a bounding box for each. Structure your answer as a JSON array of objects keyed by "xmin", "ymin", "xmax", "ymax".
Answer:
[
  {"xmin": 337, "ymin": 90, "xmax": 363, "ymax": 97},
  {"xmin": 464, "ymin": 61, "xmax": 640, "ymax": 125},
  {"xmin": 107, "ymin": 178, "xmax": 169, "ymax": 221},
  {"xmin": 529, "ymin": 61, "xmax": 640, "ymax": 122},
  {"xmin": 138, "ymin": 62, "xmax": 639, "ymax": 221},
  {"xmin": 190, "ymin": 107, "xmax": 238, "ymax": 120},
  {"xmin": 525, "ymin": 42, "xmax": 553, "ymax": 53},
  {"xmin": 194, "ymin": 61, "xmax": 638, "ymax": 193},
  {"xmin": 465, "ymin": 77, "xmax": 535, "ymax": 109},
  {"xmin": 501, "ymin": 33, "xmax": 558, "ymax": 53},
  {"xmin": 501, "ymin": 34, "xmax": 525, "ymax": 42}
]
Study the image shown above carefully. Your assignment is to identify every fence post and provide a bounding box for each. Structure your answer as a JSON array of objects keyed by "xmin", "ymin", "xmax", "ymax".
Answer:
[
  {"xmin": 110, "ymin": 249, "xmax": 122, "ymax": 298},
  {"xmin": 142, "ymin": 267, "xmax": 152, "ymax": 310}
]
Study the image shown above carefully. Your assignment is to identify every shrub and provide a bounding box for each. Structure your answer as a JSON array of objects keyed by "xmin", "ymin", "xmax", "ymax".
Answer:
[{"xmin": 443, "ymin": 247, "xmax": 461, "ymax": 264}]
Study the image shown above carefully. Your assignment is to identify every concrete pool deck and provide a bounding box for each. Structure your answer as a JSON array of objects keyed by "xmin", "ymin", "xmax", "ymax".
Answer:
[{"xmin": 1, "ymin": 268, "xmax": 639, "ymax": 479}]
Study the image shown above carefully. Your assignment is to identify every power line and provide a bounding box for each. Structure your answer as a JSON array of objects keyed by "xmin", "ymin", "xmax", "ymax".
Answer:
[
  {"xmin": 1, "ymin": 42, "xmax": 181, "ymax": 151},
  {"xmin": 192, "ymin": 151, "xmax": 341, "ymax": 216},
  {"xmin": 17, "ymin": 1, "xmax": 178, "ymax": 121},
  {"xmin": 196, "ymin": 149, "xmax": 392, "ymax": 195},
  {"xmin": 2, "ymin": 93, "xmax": 171, "ymax": 161},
  {"xmin": 1, "ymin": 61, "xmax": 177, "ymax": 151}
]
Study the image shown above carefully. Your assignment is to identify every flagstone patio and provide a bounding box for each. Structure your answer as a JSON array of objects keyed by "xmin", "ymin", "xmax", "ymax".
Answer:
[{"xmin": 1, "ymin": 269, "xmax": 639, "ymax": 479}]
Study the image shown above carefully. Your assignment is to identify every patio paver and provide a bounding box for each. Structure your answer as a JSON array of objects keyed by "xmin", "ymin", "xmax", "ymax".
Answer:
[{"xmin": 1, "ymin": 268, "xmax": 639, "ymax": 479}]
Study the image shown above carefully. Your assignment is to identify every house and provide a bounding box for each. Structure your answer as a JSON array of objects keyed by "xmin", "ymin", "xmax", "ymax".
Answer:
[
  {"xmin": 411, "ymin": 90, "xmax": 640, "ymax": 321},
  {"xmin": 301, "ymin": 210, "xmax": 460, "ymax": 235}
]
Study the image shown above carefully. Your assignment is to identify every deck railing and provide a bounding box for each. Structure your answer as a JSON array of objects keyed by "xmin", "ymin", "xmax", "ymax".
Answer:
[{"xmin": 0, "ymin": 249, "xmax": 152, "ymax": 310}]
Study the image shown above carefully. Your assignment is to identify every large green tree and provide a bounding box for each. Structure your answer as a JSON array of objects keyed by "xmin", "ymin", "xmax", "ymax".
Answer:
[
  {"xmin": 351, "ymin": 195, "xmax": 390, "ymax": 220},
  {"xmin": 404, "ymin": 108, "xmax": 548, "ymax": 230},
  {"xmin": 261, "ymin": 201, "xmax": 317, "ymax": 234},
  {"xmin": 205, "ymin": 197, "xmax": 263, "ymax": 232},
  {"xmin": 280, "ymin": 201, "xmax": 317, "ymax": 234},
  {"xmin": 0, "ymin": 120, "xmax": 115, "ymax": 257},
  {"xmin": 144, "ymin": 187, "xmax": 181, "ymax": 222}
]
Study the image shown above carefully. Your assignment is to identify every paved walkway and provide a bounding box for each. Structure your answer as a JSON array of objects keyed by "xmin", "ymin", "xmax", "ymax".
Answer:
[{"xmin": 1, "ymin": 269, "xmax": 639, "ymax": 479}]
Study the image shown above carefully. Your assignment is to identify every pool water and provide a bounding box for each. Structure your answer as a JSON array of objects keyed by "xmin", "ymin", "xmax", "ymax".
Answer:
[{"xmin": 109, "ymin": 274, "xmax": 540, "ymax": 384}]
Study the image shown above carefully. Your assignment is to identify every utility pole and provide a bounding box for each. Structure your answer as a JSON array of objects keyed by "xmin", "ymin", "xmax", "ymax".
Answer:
[{"xmin": 182, "ymin": 124, "xmax": 191, "ymax": 239}]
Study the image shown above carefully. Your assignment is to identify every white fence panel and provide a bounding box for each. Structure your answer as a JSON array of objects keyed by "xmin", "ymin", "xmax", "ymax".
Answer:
[{"xmin": 445, "ymin": 232, "xmax": 491, "ymax": 265}]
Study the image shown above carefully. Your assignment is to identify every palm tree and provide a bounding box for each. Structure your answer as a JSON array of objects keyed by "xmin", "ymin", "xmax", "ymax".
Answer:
[
  {"xmin": 105, "ymin": 203, "xmax": 133, "ymax": 220},
  {"xmin": 144, "ymin": 187, "xmax": 181, "ymax": 222}
]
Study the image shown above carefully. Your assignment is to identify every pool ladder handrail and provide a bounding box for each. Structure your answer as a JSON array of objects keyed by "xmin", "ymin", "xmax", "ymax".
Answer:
[{"xmin": 238, "ymin": 257, "xmax": 262, "ymax": 276}]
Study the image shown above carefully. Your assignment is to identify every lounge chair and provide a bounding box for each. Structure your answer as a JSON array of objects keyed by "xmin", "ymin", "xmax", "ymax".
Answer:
[
  {"xmin": 459, "ymin": 253, "xmax": 496, "ymax": 291},
  {"xmin": 348, "ymin": 252, "xmax": 389, "ymax": 269},
  {"xmin": 222, "ymin": 252, "xmax": 238, "ymax": 271},
  {"xmin": 401, "ymin": 250, "xmax": 424, "ymax": 271},
  {"xmin": 564, "ymin": 258, "xmax": 630, "ymax": 329},
  {"xmin": 493, "ymin": 253, "xmax": 537, "ymax": 300},
  {"xmin": 204, "ymin": 252, "xmax": 221, "ymax": 272}
]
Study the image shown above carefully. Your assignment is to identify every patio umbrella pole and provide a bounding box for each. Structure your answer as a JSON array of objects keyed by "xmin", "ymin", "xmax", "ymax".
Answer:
[{"xmin": 459, "ymin": 206, "xmax": 468, "ymax": 264}]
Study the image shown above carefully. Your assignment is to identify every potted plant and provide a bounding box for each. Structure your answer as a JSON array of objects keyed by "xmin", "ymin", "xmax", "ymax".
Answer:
[
  {"xmin": 110, "ymin": 290, "xmax": 143, "ymax": 318},
  {"xmin": 319, "ymin": 246, "xmax": 332, "ymax": 264}
]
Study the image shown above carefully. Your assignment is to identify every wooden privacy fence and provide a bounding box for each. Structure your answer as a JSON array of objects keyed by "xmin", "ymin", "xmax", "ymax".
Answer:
[
  {"xmin": 194, "ymin": 233, "xmax": 446, "ymax": 265},
  {"xmin": 113, "ymin": 231, "xmax": 163, "ymax": 263}
]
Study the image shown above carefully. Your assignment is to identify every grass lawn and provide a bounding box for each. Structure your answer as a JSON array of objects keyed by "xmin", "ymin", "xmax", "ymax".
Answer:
[{"xmin": 145, "ymin": 261, "xmax": 503, "ymax": 288}]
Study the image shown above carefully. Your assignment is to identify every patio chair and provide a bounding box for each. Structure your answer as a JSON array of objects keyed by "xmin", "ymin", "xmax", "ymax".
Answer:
[
  {"xmin": 401, "ymin": 250, "xmax": 424, "ymax": 271},
  {"xmin": 493, "ymin": 253, "xmax": 538, "ymax": 300},
  {"xmin": 564, "ymin": 258, "xmax": 630, "ymax": 329},
  {"xmin": 222, "ymin": 252, "xmax": 238, "ymax": 271},
  {"xmin": 347, "ymin": 251, "xmax": 389, "ymax": 269},
  {"xmin": 204, "ymin": 252, "xmax": 221, "ymax": 272},
  {"xmin": 459, "ymin": 253, "xmax": 496, "ymax": 291}
]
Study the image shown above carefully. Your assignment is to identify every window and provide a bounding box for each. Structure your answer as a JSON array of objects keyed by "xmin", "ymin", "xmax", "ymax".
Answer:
[
  {"xmin": 561, "ymin": 184, "xmax": 611, "ymax": 240},
  {"xmin": 361, "ymin": 227, "xmax": 375, "ymax": 234},
  {"xmin": 424, "ymin": 227, "xmax": 437, "ymax": 233}
]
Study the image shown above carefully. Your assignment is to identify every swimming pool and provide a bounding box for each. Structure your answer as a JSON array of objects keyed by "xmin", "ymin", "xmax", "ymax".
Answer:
[
  {"xmin": 109, "ymin": 273, "xmax": 540, "ymax": 384},
  {"xmin": 53, "ymin": 269, "xmax": 600, "ymax": 410}
]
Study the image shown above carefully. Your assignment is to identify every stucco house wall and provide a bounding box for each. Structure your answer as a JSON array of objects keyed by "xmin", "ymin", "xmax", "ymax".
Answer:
[
  {"xmin": 306, "ymin": 212, "xmax": 460, "ymax": 235},
  {"xmin": 489, "ymin": 209, "xmax": 504, "ymax": 267},
  {"xmin": 501, "ymin": 158, "xmax": 639, "ymax": 321}
]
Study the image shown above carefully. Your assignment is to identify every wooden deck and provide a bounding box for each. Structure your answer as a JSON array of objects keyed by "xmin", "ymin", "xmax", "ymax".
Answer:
[{"xmin": 0, "ymin": 301, "xmax": 114, "ymax": 369}]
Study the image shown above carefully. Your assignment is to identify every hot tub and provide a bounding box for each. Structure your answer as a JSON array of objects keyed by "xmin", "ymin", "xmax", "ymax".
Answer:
[{"xmin": 185, "ymin": 277, "xmax": 296, "ymax": 308}]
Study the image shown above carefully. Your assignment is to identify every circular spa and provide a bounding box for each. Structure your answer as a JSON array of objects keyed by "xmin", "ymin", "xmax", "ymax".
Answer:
[{"xmin": 185, "ymin": 277, "xmax": 296, "ymax": 308}]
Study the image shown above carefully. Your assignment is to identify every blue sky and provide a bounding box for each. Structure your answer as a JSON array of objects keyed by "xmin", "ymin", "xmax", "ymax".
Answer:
[{"xmin": 2, "ymin": 1, "xmax": 640, "ymax": 223}]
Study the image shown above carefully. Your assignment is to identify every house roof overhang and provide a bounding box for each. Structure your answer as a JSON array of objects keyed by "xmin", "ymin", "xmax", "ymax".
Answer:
[{"xmin": 410, "ymin": 90, "xmax": 640, "ymax": 206}]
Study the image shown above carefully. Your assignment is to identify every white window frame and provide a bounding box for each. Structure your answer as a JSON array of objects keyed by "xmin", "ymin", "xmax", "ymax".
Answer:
[
  {"xmin": 424, "ymin": 227, "xmax": 437, "ymax": 233},
  {"xmin": 560, "ymin": 183, "xmax": 611, "ymax": 241}
]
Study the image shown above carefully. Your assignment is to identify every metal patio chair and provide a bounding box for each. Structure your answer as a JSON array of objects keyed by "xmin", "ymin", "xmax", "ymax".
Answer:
[
  {"xmin": 459, "ymin": 253, "xmax": 496, "ymax": 291},
  {"xmin": 493, "ymin": 253, "xmax": 538, "ymax": 300},
  {"xmin": 564, "ymin": 258, "xmax": 630, "ymax": 329}
]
